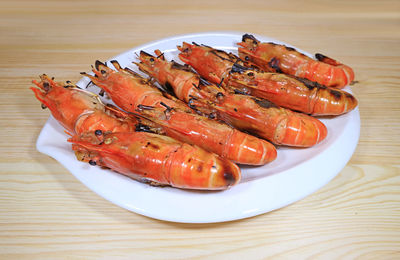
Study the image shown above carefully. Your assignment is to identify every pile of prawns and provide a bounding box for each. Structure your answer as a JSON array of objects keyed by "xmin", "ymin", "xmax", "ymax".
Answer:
[{"xmin": 31, "ymin": 34, "xmax": 358, "ymax": 191}]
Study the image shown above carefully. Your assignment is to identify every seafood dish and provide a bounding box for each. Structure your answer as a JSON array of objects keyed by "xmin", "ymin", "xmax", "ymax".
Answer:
[{"xmin": 32, "ymin": 33, "xmax": 358, "ymax": 192}]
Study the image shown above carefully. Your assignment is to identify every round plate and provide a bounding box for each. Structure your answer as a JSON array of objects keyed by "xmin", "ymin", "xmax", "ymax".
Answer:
[{"xmin": 36, "ymin": 32, "xmax": 360, "ymax": 223}]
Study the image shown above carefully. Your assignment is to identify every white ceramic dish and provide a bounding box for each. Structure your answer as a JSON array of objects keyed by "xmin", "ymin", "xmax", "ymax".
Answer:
[{"xmin": 36, "ymin": 32, "xmax": 360, "ymax": 223}]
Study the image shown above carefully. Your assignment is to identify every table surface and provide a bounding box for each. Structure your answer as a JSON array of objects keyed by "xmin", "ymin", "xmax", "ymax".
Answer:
[{"xmin": 1, "ymin": 0, "xmax": 399, "ymax": 258}]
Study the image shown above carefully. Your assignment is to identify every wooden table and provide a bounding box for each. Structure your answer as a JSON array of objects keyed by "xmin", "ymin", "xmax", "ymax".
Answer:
[{"xmin": 1, "ymin": 0, "xmax": 399, "ymax": 258}]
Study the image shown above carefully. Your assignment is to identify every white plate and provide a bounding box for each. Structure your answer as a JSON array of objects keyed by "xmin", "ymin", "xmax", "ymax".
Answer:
[{"xmin": 36, "ymin": 32, "xmax": 360, "ymax": 223}]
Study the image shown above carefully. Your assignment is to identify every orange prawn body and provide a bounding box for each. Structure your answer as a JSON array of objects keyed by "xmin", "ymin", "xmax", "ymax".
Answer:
[
  {"xmin": 207, "ymin": 94, "xmax": 327, "ymax": 147},
  {"xmin": 178, "ymin": 42, "xmax": 357, "ymax": 116},
  {"xmin": 178, "ymin": 42, "xmax": 234, "ymax": 85},
  {"xmin": 69, "ymin": 131, "xmax": 240, "ymax": 190},
  {"xmin": 82, "ymin": 61, "xmax": 189, "ymax": 113},
  {"xmin": 237, "ymin": 34, "xmax": 355, "ymax": 89},
  {"xmin": 228, "ymin": 70, "xmax": 358, "ymax": 116},
  {"xmin": 139, "ymin": 50, "xmax": 327, "ymax": 147},
  {"xmin": 137, "ymin": 106, "xmax": 277, "ymax": 164},
  {"xmin": 83, "ymin": 60, "xmax": 277, "ymax": 165},
  {"xmin": 30, "ymin": 74, "xmax": 138, "ymax": 135}
]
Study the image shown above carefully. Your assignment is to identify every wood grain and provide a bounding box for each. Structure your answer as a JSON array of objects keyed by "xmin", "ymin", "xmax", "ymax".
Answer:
[{"xmin": 1, "ymin": 0, "xmax": 399, "ymax": 258}]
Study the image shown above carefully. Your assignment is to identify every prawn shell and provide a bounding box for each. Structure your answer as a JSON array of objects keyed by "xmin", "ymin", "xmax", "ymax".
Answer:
[
  {"xmin": 228, "ymin": 71, "xmax": 358, "ymax": 116},
  {"xmin": 31, "ymin": 74, "xmax": 137, "ymax": 135},
  {"xmin": 69, "ymin": 132, "xmax": 241, "ymax": 190},
  {"xmin": 238, "ymin": 34, "xmax": 355, "ymax": 89}
]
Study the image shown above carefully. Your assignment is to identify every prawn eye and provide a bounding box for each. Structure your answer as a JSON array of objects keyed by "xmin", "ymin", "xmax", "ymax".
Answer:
[
  {"xmin": 247, "ymin": 72, "xmax": 254, "ymax": 77},
  {"xmin": 89, "ymin": 160, "xmax": 97, "ymax": 166},
  {"xmin": 149, "ymin": 57, "xmax": 155, "ymax": 62},
  {"xmin": 245, "ymin": 56, "xmax": 250, "ymax": 61},
  {"xmin": 100, "ymin": 70, "xmax": 107, "ymax": 74}
]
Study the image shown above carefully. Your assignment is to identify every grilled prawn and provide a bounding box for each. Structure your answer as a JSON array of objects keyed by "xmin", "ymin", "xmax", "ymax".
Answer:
[
  {"xmin": 30, "ymin": 74, "xmax": 140, "ymax": 135},
  {"xmin": 237, "ymin": 34, "xmax": 355, "ymax": 89},
  {"xmin": 70, "ymin": 131, "xmax": 240, "ymax": 190}
]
